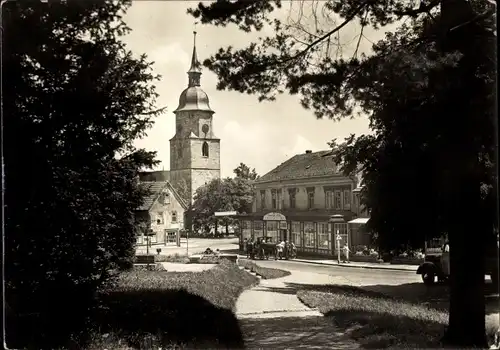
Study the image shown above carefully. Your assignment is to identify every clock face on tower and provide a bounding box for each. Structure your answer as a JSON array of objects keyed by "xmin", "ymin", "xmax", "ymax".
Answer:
[{"xmin": 202, "ymin": 124, "xmax": 209, "ymax": 135}]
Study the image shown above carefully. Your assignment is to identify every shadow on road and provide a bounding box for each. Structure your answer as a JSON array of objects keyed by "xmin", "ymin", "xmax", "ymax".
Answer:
[{"xmin": 239, "ymin": 316, "xmax": 359, "ymax": 349}]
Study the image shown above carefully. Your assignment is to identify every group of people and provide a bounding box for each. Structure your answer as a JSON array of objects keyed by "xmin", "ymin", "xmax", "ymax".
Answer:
[
  {"xmin": 243, "ymin": 237, "xmax": 354, "ymax": 262},
  {"xmin": 243, "ymin": 237, "xmax": 297, "ymax": 260}
]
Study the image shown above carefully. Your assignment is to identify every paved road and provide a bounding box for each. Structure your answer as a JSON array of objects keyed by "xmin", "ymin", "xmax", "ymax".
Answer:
[
  {"xmin": 136, "ymin": 237, "xmax": 239, "ymax": 255},
  {"xmin": 251, "ymin": 259, "xmax": 422, "ymax": 287}
]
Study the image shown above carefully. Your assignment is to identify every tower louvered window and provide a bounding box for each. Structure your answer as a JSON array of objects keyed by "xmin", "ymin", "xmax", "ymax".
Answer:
[{"xmin": 202, "ymin": 142, "xmax": 209, "ymax": 157}]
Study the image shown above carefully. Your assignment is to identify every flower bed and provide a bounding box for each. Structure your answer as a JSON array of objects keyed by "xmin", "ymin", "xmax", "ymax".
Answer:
[{"xmin": 350, "ymin": 255, "xmax": 380, "ymax": 263}]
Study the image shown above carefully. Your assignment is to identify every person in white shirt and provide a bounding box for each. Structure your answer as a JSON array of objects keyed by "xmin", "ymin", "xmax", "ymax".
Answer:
[
  {"xmin": 276, "ymin": 240, "xmax": 285, "ymax": 259},
  {"xmin": 442, "ymin": 240, "xmax": 450, "ymax": 275},
  {"xmin": 342, "ymin": 244, "xmax": 351, "ymax": 263}
]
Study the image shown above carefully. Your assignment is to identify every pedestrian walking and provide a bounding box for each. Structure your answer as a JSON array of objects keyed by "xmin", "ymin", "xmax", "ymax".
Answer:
[
  {"xmin": 276, "ymin": 240, "xmax": 285, "ymax": 259},
  {"xmin": 342, "ymin": 244, "xmax": 351, "ymax": 263},
  {"xmin": 247, "ymin": 238, "xmax": 254, "ymax": 259}
]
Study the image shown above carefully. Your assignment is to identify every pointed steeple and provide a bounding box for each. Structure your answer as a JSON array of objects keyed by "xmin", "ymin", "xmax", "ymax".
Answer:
[{"xmin": 187, "ymin": 31, "xmax": 202, "ymax": 87}]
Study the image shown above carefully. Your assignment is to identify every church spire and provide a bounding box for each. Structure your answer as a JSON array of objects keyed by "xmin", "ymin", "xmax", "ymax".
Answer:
[{"xmin": 187, "ymin": 30, "xmax": 202, "ymax": 87}]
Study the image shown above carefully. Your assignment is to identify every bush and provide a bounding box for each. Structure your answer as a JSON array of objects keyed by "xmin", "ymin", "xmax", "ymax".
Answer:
[
  {"xmin": 239, "ymin": 260, "xmax": 291, "ymax": 279},
  {"xmin": 133, "ymin": 263, "xmax": 167, "ymax": 272},
  {"xmin": 155, "ymin": 253, "xmax": 190, "ymax": 264},
  {"xmin": 352, "ymin": 245, "xmax": 379, "ymax": 257}
]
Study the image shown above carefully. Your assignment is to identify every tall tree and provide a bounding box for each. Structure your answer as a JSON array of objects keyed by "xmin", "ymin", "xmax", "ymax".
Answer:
[
  {"xmin": 3, "ymin": 0, "xmax": 162, "ymax": 347},
  {"xmin": 234, "ymin": 162, "xmax": 259, "ymax": 180},
  {"xmin": 192, "ymin": 177, "xmax": 254, "ymax": 234},
  {"xmin": 188, "ymin": 0, "xmax": 497, "ymax": 347}
]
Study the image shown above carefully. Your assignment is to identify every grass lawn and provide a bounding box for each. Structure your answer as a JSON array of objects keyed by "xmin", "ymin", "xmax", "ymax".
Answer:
[
  {"xmin": 88, "ymin": 260, "xmax": 258, "ymax": 349},
  {"xmin": 238, "ymin": 259, "xmax": 291, "ymax": 280},
  {"xmin": 297, "ymin": 284, "xmax": 499, "ymax": 349}
]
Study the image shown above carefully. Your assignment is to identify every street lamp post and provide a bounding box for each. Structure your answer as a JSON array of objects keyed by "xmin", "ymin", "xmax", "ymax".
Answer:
[
  {"xmin": 329, "ymin": 214, "xmax": 345, "ymax": 265},
  {"xmin": 336, "ymin": 230, "xmax": 341, "ymax": 264},
  {"xmin": 186, "ymin": 224, "xmax": 189, "ymax": 257}
]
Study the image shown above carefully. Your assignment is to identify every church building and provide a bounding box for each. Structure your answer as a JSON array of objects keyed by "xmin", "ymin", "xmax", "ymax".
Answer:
[{"xmin": 139, "ymin": 31, "xmax": 221, "ymax": 228}]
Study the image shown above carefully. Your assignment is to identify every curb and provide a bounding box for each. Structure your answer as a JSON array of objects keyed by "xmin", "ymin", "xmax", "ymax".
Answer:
[
  {"xmin": 239, "ymin": 265, "xmax": 263, "ymax": 279},
  {"xmin": 237, "ymin": 308, "xmax": 320, "ymax": 316},
  {"xmin": 238, "ymin": 256, "xmax": 417, "ymax": 272},
  {"xmin": 292, "ymin": 259, "xmax": 418, "ymax": 272}
]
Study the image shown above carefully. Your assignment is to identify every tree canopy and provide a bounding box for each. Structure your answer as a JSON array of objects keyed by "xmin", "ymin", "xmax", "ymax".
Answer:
[
  {"xmin": 188, "ymin": 0, "xmax": 497, "ymax": 347},
  {"xmin": 4, "ymin": 0, "xmax": 162, "ymax": 347},
  {"xmin": 234, "ymin": 162, "xmax": 259, "ymax": 180},
  {"xmin": 192, "ymin": 164, "xmax": 257, "ymax": 234}
]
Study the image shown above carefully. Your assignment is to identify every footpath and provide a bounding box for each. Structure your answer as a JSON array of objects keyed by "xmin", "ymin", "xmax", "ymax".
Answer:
[
  {"xmin": 235, "ymin": 268, "xmax": 362, "ymax": 349},
  {"xmin": 293, "ymin": 258, "xmax": 418, "ymax": 272},
  {"xmin": 234, "ymin": 257, "xmax": 420, "ymax": 348},
  {"xmin": 235, "ymin": 254, "xmax": 418, "ymax": 272}
]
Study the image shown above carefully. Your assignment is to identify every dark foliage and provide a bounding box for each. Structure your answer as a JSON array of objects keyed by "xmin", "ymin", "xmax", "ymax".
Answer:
[
  {"xmin": 3, "ymin": 0, "xmax": 162, "ymax": 348},
  {"xmin": 188, "ymin": 0, "xmax": 497, "ymax": 346}
]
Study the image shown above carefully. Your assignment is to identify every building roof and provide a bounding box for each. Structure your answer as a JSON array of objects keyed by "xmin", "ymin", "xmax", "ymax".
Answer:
[
  {"xmin": 137, "ymin": 181, "xmax": 188, "ymax": 211},
  {"xmin": 139, "ymin": 170, "xmax": 170, "ymax": 182},
  {"xmin": 257, "ymin": 150, "xmax": 338, "ymax": 183}
]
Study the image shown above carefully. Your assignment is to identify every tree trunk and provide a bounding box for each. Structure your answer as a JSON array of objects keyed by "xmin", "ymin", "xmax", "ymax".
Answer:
[
  {"xmin": 441, "ymin": 121, "xmax": 487, "ymax": 347},
  {"xmin": 438, "ymin": 0, "xmax": 488, "ymax": 347},
  {"xmin": 444, "ymin": 188, "xmax": 487, "ymax": 347}
]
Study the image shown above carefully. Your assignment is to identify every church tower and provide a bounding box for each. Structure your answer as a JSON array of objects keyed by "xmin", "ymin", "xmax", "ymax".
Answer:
[{"xmin": 170, "ymin": 31, "xmax": 221, "ymax": 204}]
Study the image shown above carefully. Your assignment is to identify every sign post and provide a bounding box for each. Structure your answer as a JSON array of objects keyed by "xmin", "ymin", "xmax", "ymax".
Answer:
[{"xmin": 144, "ymin": 229, "xmax": 155, "ymax": 268}]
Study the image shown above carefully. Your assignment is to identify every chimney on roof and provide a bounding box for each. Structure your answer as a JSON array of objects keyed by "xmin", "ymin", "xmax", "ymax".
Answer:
[{"xmin": 305, "ymin": 150, "xmax": 312, "ymax": 154}]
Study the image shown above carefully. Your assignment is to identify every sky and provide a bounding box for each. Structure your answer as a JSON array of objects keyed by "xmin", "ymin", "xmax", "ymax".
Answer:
[{"xmin": 123, "ymin": 1, "xmax": 394, "ymax": 178}]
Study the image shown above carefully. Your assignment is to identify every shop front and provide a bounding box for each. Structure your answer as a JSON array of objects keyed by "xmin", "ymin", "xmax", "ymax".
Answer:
[{"xmin": 238, "ymin": 210, "xmax": 355, "ymax": 257}]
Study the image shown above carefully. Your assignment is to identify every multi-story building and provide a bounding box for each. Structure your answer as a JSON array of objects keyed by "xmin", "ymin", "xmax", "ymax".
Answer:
[
  {"xmin": 238, "ymin": 150, "xmax": 370, "ymax": 256},
  {"xmin": 135, "ymin": 181, "xmax": 188, "ymax": 245}
]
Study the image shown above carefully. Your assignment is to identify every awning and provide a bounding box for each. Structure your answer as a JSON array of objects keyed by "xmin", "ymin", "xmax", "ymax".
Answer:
[{"xmin": 348, "ymin": 217, "xmax": 369, "ymax": 224}]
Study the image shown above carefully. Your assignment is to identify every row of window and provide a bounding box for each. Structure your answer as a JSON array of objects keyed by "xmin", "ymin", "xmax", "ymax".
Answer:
[
  {"xmin": 241, "ymin": 220, "xmax": 348, "ymax": 249},
  {"xmin": 155, "ymin": 211, "xmax": 178, "ymax": 225},
  {"xmin": 259, "ymin": 188, "xmax": 352, "ymax": 210}
]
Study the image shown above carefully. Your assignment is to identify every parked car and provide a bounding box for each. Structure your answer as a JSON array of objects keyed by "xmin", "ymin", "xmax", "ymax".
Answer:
[{"xmin": 417, "ymin": 236, "xmax": 498, "ymax": 287}]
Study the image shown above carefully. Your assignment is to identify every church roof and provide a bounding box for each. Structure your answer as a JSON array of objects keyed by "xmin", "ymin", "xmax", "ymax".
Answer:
[
  {"xmin": 137, "ymin": 181, "xmax": 188, "ymax": 211},
  {"xmin": 174, "ymin": 86, "xmax": 213, "ymax": 113},
  {"xmin": 256, "ymin": 150, "xmax": 340, "ymax": 183},
  {"xmin": 174, "ymin": 31, "xmax": 214, "ymax": 113}
]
